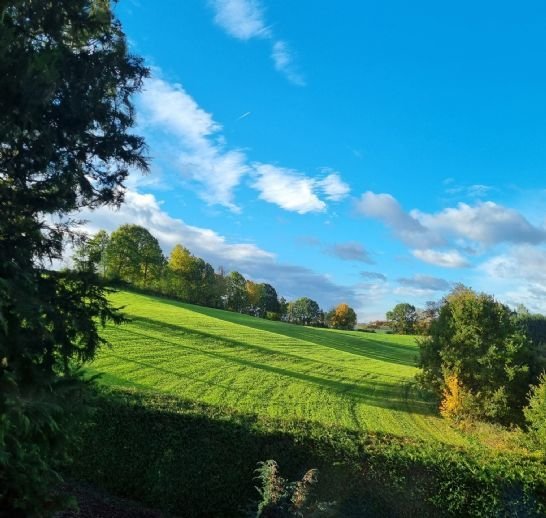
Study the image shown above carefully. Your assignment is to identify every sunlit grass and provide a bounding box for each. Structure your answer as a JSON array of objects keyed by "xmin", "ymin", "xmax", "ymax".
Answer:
[{"xmin": 90, "ymin": 291, "xmax": 467, "ymax": 445}]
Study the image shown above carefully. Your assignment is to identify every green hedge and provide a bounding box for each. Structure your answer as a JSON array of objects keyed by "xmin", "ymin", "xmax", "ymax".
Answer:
[{"xmin": 67, "ymin": 388, "xmax": 546, "ymax": 517}]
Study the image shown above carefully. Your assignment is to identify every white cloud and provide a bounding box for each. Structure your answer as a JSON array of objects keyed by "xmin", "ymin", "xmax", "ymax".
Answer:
[
  {"xmin": 481, "ymin": 245, "xmax": 546, "ymax": 286},
  {"xmin": 357, "ymin": 191, "xmax": 546, "ymax": 269},
  {"xmin": 479, "ymin": 245, "xmax": 546, "ymax": 313},
  {"xmin": 139, "ymin": 76, "xmax": 348, "ymax": 214},
  {"xmin": 360, "ymin": 271, "xmax": 387, "ymax": 281},
  {"xmin": 81, "ymin": 190, "xmax": 273, "ymax": 263},
  {"xmin": 209, "ymin": 0, "xmax": 270, "ymax": 40},
  {"xmin": 445, "ymin": 183, "xmax": 493, "ymax": 198},
  {"xmin": 413, "ymin": 201, "xmax": 546, "ymax": 246},
  {"xmin": 271, "ymin": 40, "xmax": 306, "ymax": 86},
  {"xmin": 252, "ymin": 164, "xmax": 326, "ymax": 214},
  {"xmin": 208, "ymin": 0, "xmax": 305, "ymax": 85},
  {"xmin": 317, "ymin": 172, "xmax": 350, "ymax": 201},
  {"xmin": 412, "ymin": 249, "xmax": 469, "ymax": 268},
  {"xmin": 139, "ymin": 77, "xmax": 248, "ymax": 211}
]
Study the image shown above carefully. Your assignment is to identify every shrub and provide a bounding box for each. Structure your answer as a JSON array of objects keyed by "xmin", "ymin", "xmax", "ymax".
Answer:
[
  {"xmin": 524, "ymin": 373, "xmax": 546, "ymax": 454},
  {"xmin": 439, "ymin": 373, "xmax": 473, "ymax": 420}
]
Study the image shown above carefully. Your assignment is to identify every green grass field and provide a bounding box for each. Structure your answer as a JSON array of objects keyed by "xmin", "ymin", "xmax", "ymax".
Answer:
[{"xmin": 90, "ymin": 290, "xmax": 466, "ymax": 445}]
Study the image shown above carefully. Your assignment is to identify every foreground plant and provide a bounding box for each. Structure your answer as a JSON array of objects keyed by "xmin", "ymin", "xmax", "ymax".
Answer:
[{"xmin": 254, "ymin": 460, "xmax": 335, "ymax": 517}]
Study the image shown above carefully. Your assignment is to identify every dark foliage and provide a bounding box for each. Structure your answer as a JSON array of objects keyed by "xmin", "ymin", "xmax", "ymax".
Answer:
[
  {"xmin": 0, "ymin": 0, "xmax": 148, "ymax": 513},
  {"xmin": 68, "ymin": 388, "xmax": 546, "ymax": 518}
]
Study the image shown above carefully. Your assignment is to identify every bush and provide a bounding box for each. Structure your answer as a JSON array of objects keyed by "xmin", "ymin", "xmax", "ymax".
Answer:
[
  {"xmin": 524, "ymin": 374, "xmax": 546, "ymax": 454},
  {"xmin": 439, "ymin": 374, "xmax": 473, "ymax": 421}
]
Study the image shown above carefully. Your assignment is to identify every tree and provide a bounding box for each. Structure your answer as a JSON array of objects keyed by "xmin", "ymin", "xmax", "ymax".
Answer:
[
  {"xmin": 246, "ymin": 280, "xmax": 263, "ymax": 316},
  {"xmin": 245, "ymin": 282, "xmax": 280, "ymax": 318},
  {"xmin": 192, "ymin": 258, "xmax": 217, "ymax": 306},
  {"xmin": 415, "ymin": 300, "xmax": 442, "ymax": 335},
  {"xmin": 106, "ymin": 224, "xmax": 164, "ymax": 287},
  {"xmin": 73, "ymin": 229, "xmax": 110, "ymax": 274},
  {"xmin": 386, "ymin": 303, "xmax": 417, "ymax": 334},
  {"xmin": 225, "ymin": 271, "xmax": 249, "ymax": 313},
  {"xmin": 0, "ymin": 1, "xmax": 148, "ymax": 512},
  {"xmin": 327, "ymin": 303, "xmax": 357, "ymax": 330},
  {"xmin": 167, "ymin": 244, "xmax": 195, "ymax": 300},
  {"xmin": 287, "ymin": 297, "xmax": 321, "ymax": 326},
  {"xmin": 417, "ymin": 286, "xmax": 529, "ymax": 424},
  {"xmin": 261, "ymin": 283, "xmax": 281, "ymax": 316}
]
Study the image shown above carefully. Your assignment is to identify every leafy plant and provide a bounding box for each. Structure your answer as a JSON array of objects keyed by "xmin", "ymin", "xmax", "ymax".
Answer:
[{"xmin": 254, "ymin": 460, "xmax": 335, "ymax": 517}]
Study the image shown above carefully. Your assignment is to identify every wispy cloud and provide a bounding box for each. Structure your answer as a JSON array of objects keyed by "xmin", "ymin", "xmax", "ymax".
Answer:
[
  {"xmin": 360, "ymin": 271, "xmax": 387, "ymax": 281},
  {"xmin": 316, "ymin": 171, "xmax": 350, "ymax": 201},
  {"xmin": 252, "ymin": 164, "xmax": 326, "ymax": 214},
  {"xmin": 208, "ymin": 0, "xmax": 305, "ymax": 85},
  {"xmin": 209, "ymin": 0, "xmax": 271, "ymax": 40},
  {"xmin": 139, "ymin": 77, "xmax": 248, "ymax": 212},
  {"xmin": 327, "ymin": 242, "xmax": 374, "ymax": 263},
  {"xmin": 271, "ymin": 40, "xmax": 305, "ymax": 86},
  {"xmin": 411, "ymin": 249, "xmax": 469, "ymax": 268},
  {"xmin": 397, "ymin": 274, "xmax": 451, "ymax": 292},
  {"xmin": 139, "ymin": 75, "xmax": 348, "ymax": 213}
]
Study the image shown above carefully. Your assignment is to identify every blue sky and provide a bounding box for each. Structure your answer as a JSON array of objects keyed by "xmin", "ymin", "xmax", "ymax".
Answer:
[{"xmin": 82, "ymin": 0, "xmax": 546, "ymax": 320}]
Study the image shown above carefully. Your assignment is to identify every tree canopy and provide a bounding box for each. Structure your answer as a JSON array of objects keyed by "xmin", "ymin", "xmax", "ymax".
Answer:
[
  {"xmin": 327, "ymin": 303, "xmax": 357, "ymax": 330},
  {"xmin": 105, "ymin": 224, "xmax": 164, "ymax": 286},
  {"xmin": 386, "ymin": 303, "xmax": 417, "ymax": 334},
  {"xmin": 418, "ymin": 286, "xmax": 530, "ymax": 424},
  {"xmin": 287, "ymin": 297, "xmax": 322, "ymax": 326}
]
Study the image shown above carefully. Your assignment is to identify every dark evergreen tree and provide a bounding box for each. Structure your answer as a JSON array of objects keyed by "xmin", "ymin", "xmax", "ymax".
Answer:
[{"xmin": 0, "ymin": 1, "xmax": 148, "ymax": 512}]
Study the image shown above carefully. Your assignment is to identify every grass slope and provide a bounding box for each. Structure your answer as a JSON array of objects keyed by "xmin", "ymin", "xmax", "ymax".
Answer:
[{"xmin": 90, "ymin": 290, "xmax": 465, "ymax": 445}]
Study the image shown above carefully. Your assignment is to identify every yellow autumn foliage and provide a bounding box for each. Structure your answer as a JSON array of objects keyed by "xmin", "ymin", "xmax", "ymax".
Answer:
[{"xmin": 440, "ymin": 374, "xmax": 466, "ymax": 419}]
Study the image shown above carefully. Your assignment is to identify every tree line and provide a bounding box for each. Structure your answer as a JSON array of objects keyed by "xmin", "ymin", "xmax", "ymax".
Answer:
[{"xmin": 73, "ymin": 224, "xmax": 358, "ymax": 330}]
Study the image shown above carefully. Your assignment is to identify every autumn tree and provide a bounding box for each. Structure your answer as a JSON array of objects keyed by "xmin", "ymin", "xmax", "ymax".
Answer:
[
  {"xmin": 245, "ymin": 281, "xmax": 280, "ymax": 317},
  {"xmin": 327, "ymin": 303, "xmax": 357, "ymax": 330},
  {"xmin": 0, "ymin": 0, "xmax": 148, "ymax": 512},
  {"xmin": 167, "ymin": 244, "xmax": 195, "ymax": 299}
]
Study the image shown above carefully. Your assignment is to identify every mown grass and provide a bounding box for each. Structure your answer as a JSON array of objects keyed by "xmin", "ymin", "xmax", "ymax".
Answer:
[{"xmin": 89, "ymin": 290, "xmax": 466, "ymax": 445}]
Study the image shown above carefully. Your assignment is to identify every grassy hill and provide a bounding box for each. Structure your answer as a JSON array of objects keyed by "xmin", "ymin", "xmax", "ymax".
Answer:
[{"xmin": 89, "ymin": 290, "xmax": 465, "ymax": 445}]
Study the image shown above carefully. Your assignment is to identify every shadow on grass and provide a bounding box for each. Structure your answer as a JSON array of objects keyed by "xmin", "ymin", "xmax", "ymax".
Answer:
[
  {"xmin": 104, "ymin": 315, "xmax": 435, "ymax": 416},
  {"xmin": 121, "ymin": 291, "xmax": 418, "ymax": 368}
]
